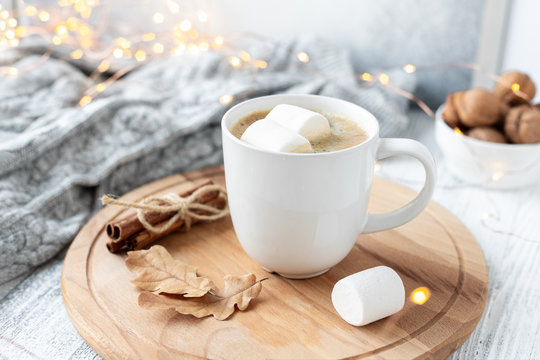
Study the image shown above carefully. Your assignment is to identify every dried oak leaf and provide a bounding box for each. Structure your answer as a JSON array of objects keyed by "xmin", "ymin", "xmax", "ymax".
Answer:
[
  {"xmin": 138, "ymin": 273, "xmax": 263, "ymax": 320},
  {"xmin": 125, "ymin": 245, "xmax": 213, "ymax": 297}
]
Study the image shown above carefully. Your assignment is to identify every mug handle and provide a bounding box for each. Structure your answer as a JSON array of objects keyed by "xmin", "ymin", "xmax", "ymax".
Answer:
[{"xmin": 362, "ymin": 138, "xmax": 437, "ymax": 234}]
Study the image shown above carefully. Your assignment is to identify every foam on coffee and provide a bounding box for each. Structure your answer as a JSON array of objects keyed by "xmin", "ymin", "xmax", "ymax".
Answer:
[{"xmin": 231, "ymin": 106, "xmax": 368, "ymax": 153}]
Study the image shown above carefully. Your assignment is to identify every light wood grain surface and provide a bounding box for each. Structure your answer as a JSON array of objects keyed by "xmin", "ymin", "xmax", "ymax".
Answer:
[
  {"xmin": 1, "ymin": 110, "xmax": 539, "ymax": 359},
  {"xmin": 61, "ymin": 166, "xmax": 488, "ymax": 359}
]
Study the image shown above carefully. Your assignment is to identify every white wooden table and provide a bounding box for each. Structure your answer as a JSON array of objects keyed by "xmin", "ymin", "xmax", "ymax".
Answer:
[{"xmin": 1, "ymin": 110, "xmax": 539, "ymax": 359}]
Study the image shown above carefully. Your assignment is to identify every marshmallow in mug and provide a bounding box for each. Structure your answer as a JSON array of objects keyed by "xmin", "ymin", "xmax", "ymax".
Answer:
[
  {"xmin": 332, "ymin": 266, "xmax": 405, "ymax": 326},
  {"xmin": 240, "ymin": 104, "xmax": 331, "ymax": 153}
]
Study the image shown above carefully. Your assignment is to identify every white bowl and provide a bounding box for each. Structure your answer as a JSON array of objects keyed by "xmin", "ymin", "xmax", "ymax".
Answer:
[{"xmin": 435, "ymin": 105, "xmax": 540, "ymax": 189}]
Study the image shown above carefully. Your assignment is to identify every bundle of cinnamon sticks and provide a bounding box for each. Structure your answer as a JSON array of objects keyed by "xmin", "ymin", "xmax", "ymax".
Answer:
[{"xmin": 105, "ymin": 179, "xmax": 227, "ymax": 253}]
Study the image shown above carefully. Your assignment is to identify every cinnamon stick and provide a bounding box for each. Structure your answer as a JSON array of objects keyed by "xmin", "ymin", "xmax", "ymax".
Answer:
[
  {"xmin": 107, "ymin": 195, "xmax": 227, "ymax": 253},
  {"xmin": 106, "ymin": 179, "xmax": 214, "ymax": 241}
]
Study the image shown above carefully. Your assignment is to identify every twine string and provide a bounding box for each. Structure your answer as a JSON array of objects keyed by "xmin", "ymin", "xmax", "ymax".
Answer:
[{"xmin": 101, "ymin": 184, "xmax": 228, "ymax": 233}]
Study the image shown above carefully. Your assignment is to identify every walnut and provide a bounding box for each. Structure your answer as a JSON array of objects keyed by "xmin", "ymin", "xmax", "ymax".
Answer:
[
  {"xmin": 493, "ymin": 71, "xmax": 536, "ymax": 105},
  {"xmin": 455, "ymin": 88, "xmax": 504, "ymax": 127},
  {"xmin": 442, "ymin": 92, "xmax": 463, "ymax": 128},
  {"xmin": 467, "ymin": 126, "xmax": 507, "ymax": 143},
  {"xmin": 504, "ymin": 105, "xmax": 540, "ymax": 144}
]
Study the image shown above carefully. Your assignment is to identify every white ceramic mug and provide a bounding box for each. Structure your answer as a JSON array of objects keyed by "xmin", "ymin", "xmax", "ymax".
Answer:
[{"xmin": 222, "ymin": 95, "xmax": 436, "ymax": 279}]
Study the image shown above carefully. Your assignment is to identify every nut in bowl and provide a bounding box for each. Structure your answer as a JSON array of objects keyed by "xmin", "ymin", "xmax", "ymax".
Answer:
[{"xmin": 435, "ymin": 106, "xmax": 540, "ymax": 189}]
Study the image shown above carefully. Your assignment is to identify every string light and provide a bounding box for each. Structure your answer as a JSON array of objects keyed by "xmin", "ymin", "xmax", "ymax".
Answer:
[
  {"xmin": 55, "ymin": 24, "xmax": 68, "ymax": 37},
  {"xmin": 115, "ymin": 37, "xmax": 131, "ymax": 49},
  {"xmin": 297, "ymin": 51, "xmax": 309, "ymax": 63},
  {"xmin": 188, "ymin": 29, "xmax": 198, "ymax": 39},
  {"xmin": 134, "ymin": 49, "xmax": 146, "ymax": 61},
  {"xmin": 38, "ymin": 11, "xmax": 50, "ymax": 22},
  {"xmin": 166, "ymin": 0, "xmax": 180, "ymax": 14},
  {"xmin": 7, "ymin": 67, "xmax": 18, "ymax": 76},
  {"xmin": 152, "ymin": 43, "xmax": 164, "ymax": 54},
  {"xmin": 112, "ymin": 48, "xmax": 124, "ymax": 58},
  {"xmin": 95, "ymin": 82, "xmax": 106, "ymax": 92},
  {"xmin": 229, "ymin": 56, "xmax": 241, "ymax": 67},
  {"xmin": 214, "ymin": 36, "xmax": 224, "ymax": 46},
  {"xmin": 411, "ymin": 287, "xmax": 431, "ymax": 305},
  {"xmin": 361, "ymin": 72, "xmax": 372, "ymax": 82},
  {"xmin": 7, "ymin": 18, "xmax": 17, "ymax": 27},
  {"xmin": 379, "ymin": 73, "xmax": 390, "ymax": 84},
  {"xmin": 52, "ymin": 36, "xmax": 62, "ymax": 45},
  {"xmin": 219, "ymin": 94, "xmax": 233, "ymax": 104},
  {"xmin": 197, "ymin": 11, "xmax": 208, "ymax": 22},
  {"xmin": 0, "ymin": 11, "xmax": 8, "ymax": 19},
  {"xmin": 4, "ymin": 29, "xmax": 15, "ymax": 39},
  {"xmin": 188, "ymin": 43, "xmax": 199, "ymax": 55},
  {"xmin": 198, "ymin": 41, "xmax": 209, "ymax": 52},
  {"xmin": 141, "ymin": 33, "xmax": 155, "ymax": 41},
  {"xmin": 253, "ymin": 60, "xmax": 267, "ymax": 69},
  {"xmin": 403, "ymin": 64, "xmax": 416, "ymax": 73},
  {"xmin": 70, "ymin": 49, "xmax": 83, "ymax": 59},
  {"xmin": 240, "ymin": 51, "xmax": 251, "ymax": 62},
  {"xmin": 77, "ymin": 24, "xmax": 91, "ymax": 36},
  {"xmin": 97, "ymin": 59, "xmax": 110, "ymax": 72},
  {"xmin": 511, "ymin": 83, "xmax": 520, "ymax": 92},
  {"xmin": 152, "ymin": 12, "xmax": 165, "ymax": 24},
  {"xmin": 491, "ymin": 171, "xmax": 505, "ymax": 182},
  {"xmin": 24, "ymin": 5, "xmax": 37, "ymax": 16},
  {"xmin": 374, "ymin": 162, "xmax": 381, "ymax": 172},
  {"xmin": 15, "ymin": 26, "xmax": 26, "ymax": 37},
  {"xmin": 79, "ymin": 95, "xmax": 92, "ymax": 106},
  {"xmin": 179, "ymin": 20, "xmax": 192, "ymax": 32}
]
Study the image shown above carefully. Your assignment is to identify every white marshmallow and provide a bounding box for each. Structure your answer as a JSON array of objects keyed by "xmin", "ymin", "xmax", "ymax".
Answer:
[
  {"xmin": 265, "ymin": 104, "xmax": 331, "ymax": 141},
  {"xmin": 240, "ymin": 119, "xmax": 313, "ymax": 153},
  {"xmin": 331, "ymin": 266, "xmax": 405, "ymax": 326}
]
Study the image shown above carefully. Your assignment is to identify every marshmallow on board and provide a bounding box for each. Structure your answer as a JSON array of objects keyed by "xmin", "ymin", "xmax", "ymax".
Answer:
[
  {"xmin": 265, "ymin": 104, "xmax": 331, "ymax": 141},
  {"xmin": 331, "ymin": 266, "xmax": 405, "ymax": 326},
  {"xmin": 241, "ymin": 119, "xmax": 313, "ymax": 153}
]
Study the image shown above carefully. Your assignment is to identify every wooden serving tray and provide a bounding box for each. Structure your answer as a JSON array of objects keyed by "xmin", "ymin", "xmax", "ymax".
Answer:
[{"xmin": 62, "ymin": 165, "xmax": 488, "ymax": 359}]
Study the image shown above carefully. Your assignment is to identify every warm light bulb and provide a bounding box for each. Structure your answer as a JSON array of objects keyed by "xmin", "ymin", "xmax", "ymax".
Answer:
[
  {"xmin": 70, "ymin": 49, "xmax": 83, "ymax": 59},
  {"xmin": 197, "ymin": 11, "xmax": 208, "ymax": 22},
  {"xmin": 214, "ymin": 36, "xmax": 224, "ymax": 46},
  {"xmin": 188, "ymin": 29, "xmax": 198, "ymax": 39},
  {"xmin": 95, "ymin": 83, "xmax": 106, "ymax": 92},
  {"xmin": 115, "ymin": 37, "xmax": 131, "ymax": 49},
  {"xmin": 152, "ymin": 12, "xmax": 165, "ymax": 24},
  {"xmin": 179, "ymin": 20, "xmax": 192, "ymax": 31},
  {"xmin": 167, "ymin": 0, "xmax": 180, "ymax": 13},
  {"xmin": 511, "ymin": 83, "xmax": 520, "ymax": 92},
  {"xmin": 219, "ymin": 94, "xmax": 233, "ymax": 104},
  {"xmin": 77, "ymin": 24, "xmax": 91, "ymax": 37},
  {"xmin": 403, "ymin": 64, "xmax": 416, "ymax": 73},
  {"xmin": 411, "ymin": 287, "xmax": 431, "ymax": 305},
  {"xmin": 52, "ymin": 36, "xmax": 62, "ymax": 45},
  {"xmin": 229, "ymin": 56, "xmax": 241, "ymax": 67},
  {"xmin": 361, "ymin": 72, "xmax": 372, "ymax": 82},
  {"xmin": 134, "ymin": 49, "xmax": 146, "ymax": 62},
  {"xmin": 38, "ymin": 11, "xmax": 50, "ymax": 22},
  {"xmin": 188, "ymin": 43, "xmax": 199, "ymax": 55},
  {"xmin": 97, "ymin": 60, "xmax": 110, "ymax": 72},
  {"xmin": 199, "ymin": 41, "xmax": 209, "ymax": 52},
  {"xmin": 491, "ymin": 171, "xmax": 504, "ymax": 182},
  {"xmin": 172, "ymin": 43, "xmax": 185, "ymax": 55},
  {"xmin": 297, "ymin": 51, "xmax": 309, "ymax": 63},
  {"xmin": 24, "ymin": 5, "xmax": 37, "ymax": 16},
  {"xmin": 152, "ymin": 42, "xmax": 164, "ymax": 54},
  {"xmin": 112, "ymin": 48, "xmax": 124, "ymax": 58},
  {"xmin": 0, "ymin": 21, "xmax": 5, "ymax": 31},
  {"xmin": 454, "ymin": 127, "xmax": 464, "ymax": 136},
  {"xmin": 4, "ymin": 30, "xmax": 15, "ymax": 40},
  {"xmin": 240, "ymin": 51, "xmax": 251, "ymax": 62},
  {"xmin": 15, "ymin": 26, "xmax": 26, "ymax": 37},
  {"xmin": 374, "ymin": 162, "xmax": 381, "ymax": 172},
  {"xmin": 481, "ymin": 212, "xmax": 490, "ymax": 221},
  {"xmin": 6, "ymin": 17, "xmax": 16, "ymax": 27},
  {"xmin": 379, "ymin": 73, "xmax": 389, "ymax": 84},
  {"xmin": 0, "ymin": 11, "xmax": 9, "ymax": 19},
  {"xmin": 141, "ymin": 32, "xmax": 155, "ymax": 41},
  {"xmin": 56, "ymin": 24, "xmax": 68, "ymax": 37},
  {"xmin": 253, "ymin": 60, "xmax": 267, "ymax": 69},
  {"xmin": 79, "ymin": 95, "xmax": 92, "ymax": 106}
]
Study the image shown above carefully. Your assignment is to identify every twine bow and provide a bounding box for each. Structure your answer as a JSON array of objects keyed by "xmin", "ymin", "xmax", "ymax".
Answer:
[{"xmin": 101, "ymin": 184, "xmax": 228, "ymax": 234}]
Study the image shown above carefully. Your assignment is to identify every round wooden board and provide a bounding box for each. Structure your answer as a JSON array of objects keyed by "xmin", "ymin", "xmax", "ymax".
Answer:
[{"xmin": 62, "ymin": 165, "xmax": 489, "ymax": 360}]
